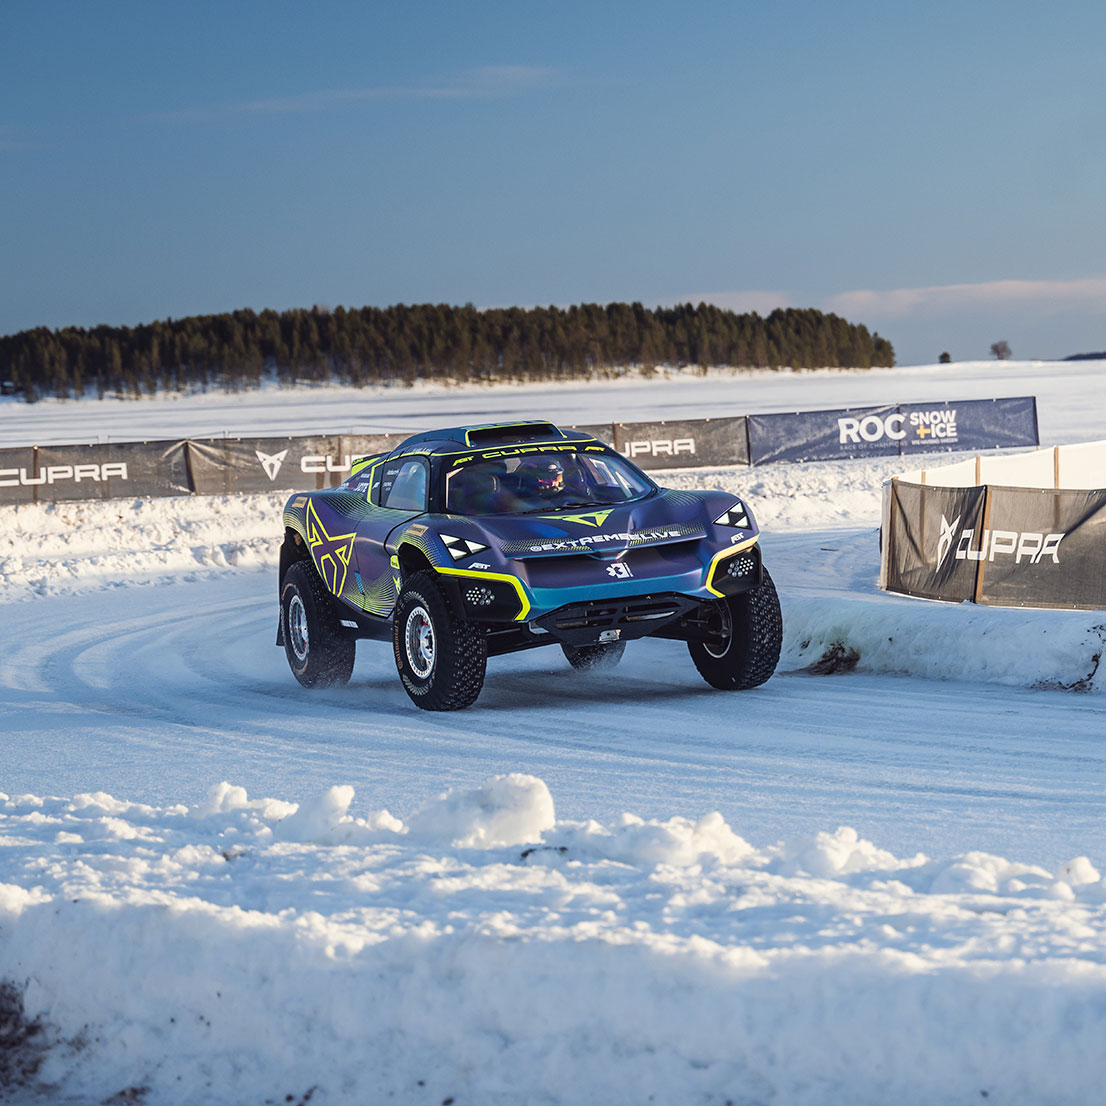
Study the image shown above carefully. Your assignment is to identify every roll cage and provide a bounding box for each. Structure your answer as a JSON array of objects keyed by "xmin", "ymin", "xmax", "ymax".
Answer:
[{"xmin": 350, "ymin": 434, "xmax": 660, "ymax": 517}]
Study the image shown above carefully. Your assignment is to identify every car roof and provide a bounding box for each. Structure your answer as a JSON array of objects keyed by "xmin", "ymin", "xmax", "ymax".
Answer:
[{"xmin": 391, "ymin": 421, "xmax": 593, "ymax": 457}]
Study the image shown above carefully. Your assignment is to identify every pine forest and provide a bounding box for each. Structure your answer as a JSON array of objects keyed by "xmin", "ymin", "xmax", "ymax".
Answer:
[{"xmin": 0, "ymin": 302, "xmax": 895, "ymax": 402}]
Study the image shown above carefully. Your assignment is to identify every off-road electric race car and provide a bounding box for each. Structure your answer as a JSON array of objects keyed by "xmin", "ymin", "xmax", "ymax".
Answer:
[{"xmin": 277, "ymin": 421, "xmax": 781, "ymax": 710}]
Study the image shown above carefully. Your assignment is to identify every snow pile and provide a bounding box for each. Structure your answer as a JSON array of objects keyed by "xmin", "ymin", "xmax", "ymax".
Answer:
[
  {"xmin": 3, "ymin": 776, "xmax": 1106, "ymax": 1106},
  {"xmin": 406, "ymin": 773, "xmax": 555, "ymax": 847},
  {"xmin": 781, "ymin": 588, "xmax": 1106, "ymax": 692},
  {"xmin": 0, "ymin": 492, "xmax": 285, "ymax": 601}
]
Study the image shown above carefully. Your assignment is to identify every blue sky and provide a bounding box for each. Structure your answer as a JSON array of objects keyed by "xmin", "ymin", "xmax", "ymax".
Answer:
[{"xmin": 3, "ymin": 0, "xmax": 1104, "ymax": 365}]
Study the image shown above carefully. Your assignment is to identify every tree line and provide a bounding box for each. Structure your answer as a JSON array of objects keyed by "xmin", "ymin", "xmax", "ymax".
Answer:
[{"xmin": 0, "ymin": 302, "xmax": 895, "ymax": 401}]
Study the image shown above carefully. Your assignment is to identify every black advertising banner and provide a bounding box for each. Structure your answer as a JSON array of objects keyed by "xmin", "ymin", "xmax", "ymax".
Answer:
[
  {"xmin": 186, "ymin": 434, "xmax": 405, "ymax": 495},
  {"xmin": 882, "ymin": 480, "xmax": 988, "ymax": 603},
  {"xmin": 0, "ymin": 440, "xmax": 190, "ymax": 504},
  {"xmin": 975, "ymin": 487, "xmax": 1106, "ymax": 610},
  {"xmin": 749, "ymin": 398, "xmax": 1038, "ymax": 465},
  {"xmin": 0, "ymin": 447, "xmax": 38, "ymax": 504},
  {"xmin": 567, "ymin": 423, "xmax": 616, "ymax": 446},
  {"xmin": 883, "ymin": 481, "xmax": 1106, "ymax": 610},
  {"xmin": 613, "ymin": 417, "xmax": 749, "ymax": 470}
]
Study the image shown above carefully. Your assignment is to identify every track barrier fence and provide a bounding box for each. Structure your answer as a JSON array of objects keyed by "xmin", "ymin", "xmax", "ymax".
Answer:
[
  {"xmin": 880, "ymin": 440, "xmax": 1106, "ymax": 610},
  {"xmin": 0, "ymin": 396, "xmax": 1039, "ymax": 506}
]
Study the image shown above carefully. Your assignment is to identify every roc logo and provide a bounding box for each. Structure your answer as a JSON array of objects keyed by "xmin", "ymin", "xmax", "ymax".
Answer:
[
  {"xmin": 540, "ymin": 509, "xmax": 614, "ymax": 527},
  {"xmin": 306, "ymin": 500, "xmax": 356, "ymax": 595},
  {"xmin": 839, "ymin": 409, "xmax": 958, "ymax": 445}
]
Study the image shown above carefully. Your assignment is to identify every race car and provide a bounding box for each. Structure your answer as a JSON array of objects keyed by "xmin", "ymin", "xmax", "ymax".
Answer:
[{"xmin": 277, "ymin": 420, "xmax": 781, "ymax": 710}]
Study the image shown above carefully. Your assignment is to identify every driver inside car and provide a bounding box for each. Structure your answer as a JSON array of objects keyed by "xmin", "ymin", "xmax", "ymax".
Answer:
[{"xmin": 514, "ymin": 456, "xmax": 590, "ymax": 508}]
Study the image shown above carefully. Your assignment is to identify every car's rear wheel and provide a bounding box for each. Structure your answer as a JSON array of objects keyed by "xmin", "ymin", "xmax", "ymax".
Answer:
[
  {"xmin": 281, "ymin": 561, "xmax": 356, "ymax": 688},
  {"xmin": 688, "ymin": 568, "xmax": 782, "ymax": 690},
  {"xmin": 561, "ymin": 640, "xmax": 626, "ymax": 671},
  {"xmin": 393, "ymin": 571, "xmax": 487, "ymax": 711}
]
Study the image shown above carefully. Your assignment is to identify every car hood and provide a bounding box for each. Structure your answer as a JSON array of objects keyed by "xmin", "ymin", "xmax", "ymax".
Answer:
[{"xmin": 445, "ymin": 490, "xmax": 738, "ymax": 559}]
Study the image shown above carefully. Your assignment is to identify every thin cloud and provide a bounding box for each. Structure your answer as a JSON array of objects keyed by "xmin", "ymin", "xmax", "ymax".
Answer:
[
  {"xmin": 153, "ymin": 65, "xmax": 554, "ymax": 123},
  {"xmin": 828, "ymin": 277, "xmax": 1106, "ymax": 319}
]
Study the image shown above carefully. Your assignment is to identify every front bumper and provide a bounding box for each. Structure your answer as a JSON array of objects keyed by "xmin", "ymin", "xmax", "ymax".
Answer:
[{"xmin": 444, "ymin": 538, "xmax": 763, "ymax": 625}]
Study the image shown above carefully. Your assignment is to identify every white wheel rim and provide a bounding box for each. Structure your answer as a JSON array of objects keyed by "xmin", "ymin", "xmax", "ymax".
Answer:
[
  {"xmin": 288, "ymin": 594, "xmax": 309, "ymax": 661},
  {"xmin": 404, "ymin": 605, "xmax": 435, "ymax": 679}
]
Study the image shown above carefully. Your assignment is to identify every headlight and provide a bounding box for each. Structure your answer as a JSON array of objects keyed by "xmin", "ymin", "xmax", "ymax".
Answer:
[
  {"xmin": 451, "ymin": 573, "xmax": 526, "ymax": 621},
  {"xmin": 714, "ymin": 501, "xmax": 751, "ymax": 529},
  {"xmin": 439, "ymin": 533, "xmax": 489, "ymax": 561},
  {"xmin": 707, "ymin": 543, "xmax": 762, "ymax": 597}
]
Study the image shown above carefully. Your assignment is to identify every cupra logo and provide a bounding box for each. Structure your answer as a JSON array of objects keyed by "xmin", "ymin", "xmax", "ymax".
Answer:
[
  {"xmin": 255, "ymin": 449, "xmax": 288, "ymax": 481},
  {"xmin": 937, "ymin": 513, "xmax": 1064, "ymax": 566},
  {"xmin": 937, "ymin": 514, "xmax": 960, "ymax": 566}
]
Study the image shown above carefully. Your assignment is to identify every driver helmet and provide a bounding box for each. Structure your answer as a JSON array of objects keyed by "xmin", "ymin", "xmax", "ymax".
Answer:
[{"xmin": 518, "ymin": 457, "xmax": 565, "ymax": 496}]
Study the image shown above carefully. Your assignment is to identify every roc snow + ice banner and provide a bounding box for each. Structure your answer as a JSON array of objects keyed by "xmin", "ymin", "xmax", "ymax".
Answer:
[{"xmin": 748, "ymin": 397, "xmax": 1038, "ymax": 465}]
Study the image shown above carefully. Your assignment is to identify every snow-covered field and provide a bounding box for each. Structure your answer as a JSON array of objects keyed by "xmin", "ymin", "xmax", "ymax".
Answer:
[
  {"xmin": 0, "ymin": 357, "xmax": 1096, "ymax": 446},
  {"xmin": 2, "ymin": 361, "xmax": 1106, "ymax": 1105}
]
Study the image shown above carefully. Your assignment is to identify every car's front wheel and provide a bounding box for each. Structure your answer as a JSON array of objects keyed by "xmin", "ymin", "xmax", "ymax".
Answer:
[
  {"xmin": 281, "ymin": 561, "xmax": 356, "ymax": 688},
  {"xmin": 688, "ymin": 568, "xmax": 782, "ymax": 690},
  {"xmin": 393, "ymin": 571, "xmax": 487, "ymax": 710}
]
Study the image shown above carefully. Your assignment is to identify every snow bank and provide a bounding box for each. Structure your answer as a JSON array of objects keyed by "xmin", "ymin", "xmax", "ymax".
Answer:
[
  {"xmin": 0, "ymin": 492, "xmax": 285, "ymax": 601},
  {"xmin": 781, "ymin": 591, "xmax": 1106, "ymax": 692},
  {"xmin": 3, "ymin": 777, "xmax": 1106, "ymax": 1106}
]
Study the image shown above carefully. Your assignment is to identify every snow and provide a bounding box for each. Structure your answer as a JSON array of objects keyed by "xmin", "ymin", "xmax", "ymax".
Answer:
[
  {"xmin": 2, "ymin": 359, "xmax": 1106, "ymax": 1104},
  {"xmin": 5, "ymin": 779, "xmax": 1106, "ymax": 1106},
  {"xmin": 2, "ymin": 356, "xmax": 1101, "ymax": 447}
]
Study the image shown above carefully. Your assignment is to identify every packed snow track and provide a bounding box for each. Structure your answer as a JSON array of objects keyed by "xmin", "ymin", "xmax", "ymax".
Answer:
[{"xmin": 3, "ymin": 530, "xmax": 1103, "ymax": 867}]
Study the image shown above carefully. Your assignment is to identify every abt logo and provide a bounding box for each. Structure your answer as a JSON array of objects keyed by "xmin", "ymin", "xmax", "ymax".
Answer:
[
  {"xmin": 938, "ymin": 514, "xmax": 1064, "ymax": 566},
  {"xmin": 627, "ymin": 438, "xmax": 695, "ymax": 458}
]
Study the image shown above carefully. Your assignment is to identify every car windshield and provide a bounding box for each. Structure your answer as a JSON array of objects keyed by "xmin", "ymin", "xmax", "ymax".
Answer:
[{"xmin": 444, "ymin": 450, "xmax": 655, "ymax": 516}]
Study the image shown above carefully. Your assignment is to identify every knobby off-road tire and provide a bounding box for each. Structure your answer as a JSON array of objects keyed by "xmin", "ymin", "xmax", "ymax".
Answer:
[
  {"xmin": 688, "ymin": 567, "xmax": 782, "ymax": 690},
  {"xmin": 281, "ymin": 560, "xmax": 356, "ymax": 688},
  {"xmin": 561, "ymin": 640, "xmax": 626, "ymax": 671},
  {"xmin": 393, "ymin": 570, "xmax": 487, "ymax": 711}
]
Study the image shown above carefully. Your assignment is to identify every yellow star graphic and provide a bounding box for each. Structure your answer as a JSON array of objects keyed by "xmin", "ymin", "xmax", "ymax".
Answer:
[{"xmin": 305, "ymin": 500, "xmax": 357, "ymax": 596}]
